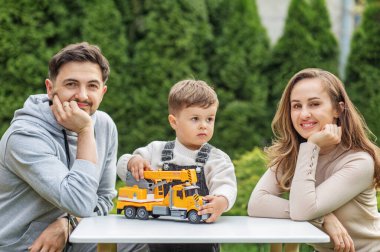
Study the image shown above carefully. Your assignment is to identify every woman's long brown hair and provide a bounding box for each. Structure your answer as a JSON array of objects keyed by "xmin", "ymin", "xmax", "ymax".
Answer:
[{"xmin": 266, "ymin": 68, "xmax": 380, "ymax": 190}]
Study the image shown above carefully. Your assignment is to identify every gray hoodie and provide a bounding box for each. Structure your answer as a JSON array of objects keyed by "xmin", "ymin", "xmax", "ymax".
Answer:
[{"xmin": 0, "ymin": 94, "xmax": 117, "ymax": 250}]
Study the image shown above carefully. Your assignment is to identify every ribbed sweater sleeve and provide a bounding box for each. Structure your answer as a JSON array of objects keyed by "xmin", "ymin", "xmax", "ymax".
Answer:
[
  {"xmin": 289, "ymin": 142, "xmax": 374, "ymax": 220},
  {"xmin": 247, "ymin": 167, "xmax": 290, "ymax": 218}
]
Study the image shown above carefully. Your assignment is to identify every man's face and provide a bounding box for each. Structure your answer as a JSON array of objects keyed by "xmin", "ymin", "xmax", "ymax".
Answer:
[{"xmin": 45, "ymin": 61, "xmax": 107, "ymax": 115}]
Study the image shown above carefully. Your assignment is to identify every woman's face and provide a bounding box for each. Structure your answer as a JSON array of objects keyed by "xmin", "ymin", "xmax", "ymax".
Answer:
[{"xmin": 290, "ymin": 78, "xmax": 339, "ymax": 139}]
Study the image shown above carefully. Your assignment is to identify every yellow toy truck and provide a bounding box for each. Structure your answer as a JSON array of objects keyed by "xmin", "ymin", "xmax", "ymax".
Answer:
[{"xmin": 116, "ymin": 169, "xmax": 209, "ymax": 224}]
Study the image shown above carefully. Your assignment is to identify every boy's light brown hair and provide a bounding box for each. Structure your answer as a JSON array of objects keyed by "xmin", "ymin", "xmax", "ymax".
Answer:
[{"xmin": 168, "ymin": 80, "xmax": 219, "ymax": 115}]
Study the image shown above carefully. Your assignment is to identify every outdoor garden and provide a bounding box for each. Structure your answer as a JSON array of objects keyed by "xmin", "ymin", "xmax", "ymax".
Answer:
[{"xmin": 1, "ymin": 0, "xmax": 379, "ymax": 251}]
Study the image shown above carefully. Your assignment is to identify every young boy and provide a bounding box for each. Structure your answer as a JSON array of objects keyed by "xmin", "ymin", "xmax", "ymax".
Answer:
[{"xmin": 117, "ymin": 80, "xmax": 237, "ymax": 252}]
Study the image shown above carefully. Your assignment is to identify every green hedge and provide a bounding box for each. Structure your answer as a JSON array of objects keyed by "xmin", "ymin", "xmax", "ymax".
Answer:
[{"xmin": 345, "ymin": 1, "xmax": 380, "ymax": 145}]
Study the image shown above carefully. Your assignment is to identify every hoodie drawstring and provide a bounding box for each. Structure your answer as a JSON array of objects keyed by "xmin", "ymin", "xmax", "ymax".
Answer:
[
  {"xmin": 62, "ymin": 129, "xmax": 72, "ymax": 252},
  {"xmin": 62, "ymin": 129, "xmax": 71, "ymax": 168}
]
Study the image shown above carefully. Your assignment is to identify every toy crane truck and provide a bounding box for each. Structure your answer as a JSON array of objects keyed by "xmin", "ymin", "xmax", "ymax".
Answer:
[{"xmin": 116, "ymin": 169, "xmax": 209, "ymax": 224}]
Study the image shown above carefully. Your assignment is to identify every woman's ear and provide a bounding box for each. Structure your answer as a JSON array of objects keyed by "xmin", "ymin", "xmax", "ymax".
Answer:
[
  {"xmin": 335, "ymin": 101, "xmax": 345, "ymax": 118},
  {"xmin": 168, "ymin": 114, "xmax": 177, "ymax": 130},
  {"xmin": 335, "ymin": 102, "xmax": 345, "ymax": 126}
]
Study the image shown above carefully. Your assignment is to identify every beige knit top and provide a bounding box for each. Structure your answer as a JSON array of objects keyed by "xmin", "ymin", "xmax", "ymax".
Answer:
[{"xmin": 248, "ymin": 142, "xmax": 380, "ymax": 252}]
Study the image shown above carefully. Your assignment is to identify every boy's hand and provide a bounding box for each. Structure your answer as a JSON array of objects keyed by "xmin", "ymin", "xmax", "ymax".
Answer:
[
  {"xmin": 128, "ymin": 155, "xmax": 152, "ymax": 181},
  {"xmin": 198, "ymin": 195, "xmax": 228, "ymax": 223}
]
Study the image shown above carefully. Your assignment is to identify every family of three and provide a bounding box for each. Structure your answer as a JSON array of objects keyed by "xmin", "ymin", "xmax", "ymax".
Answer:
[{"xmin": 0, "ymin": 42, "xmax": 379, "ymax": 252}]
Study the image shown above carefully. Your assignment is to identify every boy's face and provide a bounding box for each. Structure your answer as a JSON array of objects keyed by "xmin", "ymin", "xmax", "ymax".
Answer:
[{"xmin": 169, "ymin": 104, "xmax": 217, "ymax": 150}]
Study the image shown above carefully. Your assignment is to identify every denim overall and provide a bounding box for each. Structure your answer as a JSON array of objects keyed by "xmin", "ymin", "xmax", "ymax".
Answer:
[
  {"xmin": 160, "ymin": 141, "xmax": 210, "ymax": 196},
  {"xmin": 148, "ymin": 141, "xmax": 220, "ymax": 252}
]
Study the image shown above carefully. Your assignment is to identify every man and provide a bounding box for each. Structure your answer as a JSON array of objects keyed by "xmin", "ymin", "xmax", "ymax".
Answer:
[{"xmin": 0, "ymin": 42, "xmax": 143, "ymax": 251}]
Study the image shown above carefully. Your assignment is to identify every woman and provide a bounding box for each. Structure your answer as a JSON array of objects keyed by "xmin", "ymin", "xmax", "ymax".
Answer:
[{"xmin": 248, "ymin": 68, "xmax": 380, "ymax": 251}]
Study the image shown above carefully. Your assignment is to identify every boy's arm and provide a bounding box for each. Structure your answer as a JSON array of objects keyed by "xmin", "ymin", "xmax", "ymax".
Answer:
[
  {"xmin": 116, "ymin": 142, "xmax": 157, "ymax": 181},
  {"xmin": 204, "ymin": 149, "xmax": 237, "ymax": 211},
  {"xmin": 198, "ymin": 195, "xmax": 228, "ymax": 223},
  {"xmin": 116, "ymin": 153, "xmax": 135, "ymax": 181}
]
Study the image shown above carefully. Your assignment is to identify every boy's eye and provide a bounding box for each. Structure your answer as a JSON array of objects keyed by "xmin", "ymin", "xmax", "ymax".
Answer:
[
  {"xmin": 191, "ymin": 117, "xmax": 199, "ymax": 121},
  {"xmin": 206, "ymin": 117, "xmax": 214, "ymax": 123}
]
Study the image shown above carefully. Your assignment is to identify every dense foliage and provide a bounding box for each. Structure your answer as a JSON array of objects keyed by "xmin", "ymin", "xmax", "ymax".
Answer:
[
  {"xmin": 265, "ymin": 0, "xmax": 339, "ymax": 117},
  {"xmin": 0, "ymin": 0, "xmax": 268, "ymax": 158},
  {"xmin": 206, "ymin": 0, "xmax": 271, "ymax": 157},
  {"xmin": 345, "ymin": 1, "xmax": 380, "ymax": 144},
  {"xmin": 114, "ymin": 0, "xmax": 213, "ymax": 154}
]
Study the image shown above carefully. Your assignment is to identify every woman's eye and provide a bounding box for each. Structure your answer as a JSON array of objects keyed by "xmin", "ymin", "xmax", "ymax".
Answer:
[{"xmin": 292, "ymin": 104, "xmax": 301, "ymax": 109}]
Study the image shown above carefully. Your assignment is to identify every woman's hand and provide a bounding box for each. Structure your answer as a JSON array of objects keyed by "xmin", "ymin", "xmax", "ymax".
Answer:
[
  {"xmin": 308, "ymin": 124, "xmax": 342, "ymax": 150},
  {"xmin": 323, "ymin": 213, "xmax": 355, "ymax": 252}
]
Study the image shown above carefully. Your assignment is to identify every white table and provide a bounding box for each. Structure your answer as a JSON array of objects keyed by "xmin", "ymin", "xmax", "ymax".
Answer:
[{"xmin": 70, "ymin": 215, "xmax": 329, "ymax": 251}]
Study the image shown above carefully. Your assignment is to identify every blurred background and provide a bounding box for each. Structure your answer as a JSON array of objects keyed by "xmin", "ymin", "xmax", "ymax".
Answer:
[{"xmin": 1, "ymin": 0, "xmax": 379, "ymax": 251}]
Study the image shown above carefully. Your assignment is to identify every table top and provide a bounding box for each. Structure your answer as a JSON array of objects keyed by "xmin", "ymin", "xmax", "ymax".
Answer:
[{"xmin": 70, "ymin": 215, "xmax": 329, "ymax": 244}]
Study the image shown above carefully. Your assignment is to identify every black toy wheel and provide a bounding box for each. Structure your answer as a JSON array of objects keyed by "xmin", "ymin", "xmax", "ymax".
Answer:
[
  {"xmin": 136, "ymin": 207, "xmax": 149, "ymax": 220},
  {"xmin": 188, "ymin": 210, "xmax": 201, "ymax": 224},
  {"xmin": 124, "ymin": 206, "xmax": 136, "ymax": 219}
]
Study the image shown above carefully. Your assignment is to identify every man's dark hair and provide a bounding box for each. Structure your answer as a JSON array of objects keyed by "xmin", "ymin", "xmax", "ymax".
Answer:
[{"xmin": 48, "ymin": 42, "xmax": 110, "ymax": 83}]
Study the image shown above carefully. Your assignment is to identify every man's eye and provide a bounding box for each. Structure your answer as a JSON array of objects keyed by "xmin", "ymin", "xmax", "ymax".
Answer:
[
  {"xmin": 89, "ymin": 84, "xmax": 99, "ymax": 89},
  {"xmin": 66, "ymin": 83, "xmax": 76, "ymax": 87}
]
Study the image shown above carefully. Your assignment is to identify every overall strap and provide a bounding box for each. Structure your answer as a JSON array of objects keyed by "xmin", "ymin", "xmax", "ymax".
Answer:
[
  {"xmin": 160, "ymin": 141, "xmax": 213, "ymax": 196},
  {"xmin": 161, "ymin": 141, "xmax": 175, "ymax": 162},
  {"xmin": 195, "ymin": 143, "xmax": 212, "ymax": 164}
]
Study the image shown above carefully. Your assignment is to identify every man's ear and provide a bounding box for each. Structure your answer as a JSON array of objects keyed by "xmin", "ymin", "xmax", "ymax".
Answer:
[
  {"xmin": 45, "ymin": 79, "xmax": 54, "ymax": 99},
  {"xmin": 102, "ymin": 85, "xmax": 107, "ymax": 95},
  {"xmin": 168, "ymin": 114, "xmax": 177, "ymax": 130}
]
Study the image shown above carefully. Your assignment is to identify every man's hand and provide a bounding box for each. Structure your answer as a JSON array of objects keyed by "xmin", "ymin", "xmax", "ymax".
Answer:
[
  {"xmin": 128, "ymin": 155, "xmax": 152, "ymax": 181},
  {"xmin": 28, "ymin": 217, "xmax": 69, "ymax": 252},
  {"xmin": 51, "ymin": 95, "xmax": 93, "ymax": 134},
  {"xmin": 308, "ymin": 124, "xmax": 342, "ymax": 150},
  {"xmin": 323, "ymin": 213, "xmax": 355, "ymax": 252},
  {"xmin": 197, "ymin": 195, "xmax": 228, "ymax": 223}
]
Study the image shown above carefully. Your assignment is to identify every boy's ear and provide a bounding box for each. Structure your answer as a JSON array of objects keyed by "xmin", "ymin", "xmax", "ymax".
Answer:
[{"xmin": 168, "ymin": 114, "xmax": 177, "ymax": 130}]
